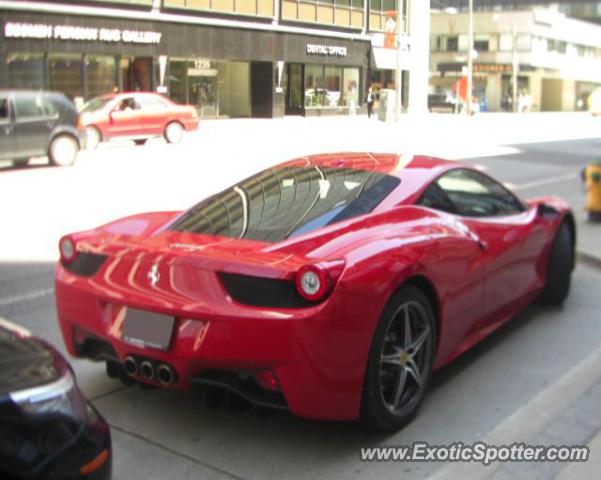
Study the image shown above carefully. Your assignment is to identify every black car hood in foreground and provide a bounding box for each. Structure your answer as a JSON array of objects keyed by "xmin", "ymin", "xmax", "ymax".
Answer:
[{"xmin": 0, "ymin": 325, "xmax": 61, "ymax": 397}]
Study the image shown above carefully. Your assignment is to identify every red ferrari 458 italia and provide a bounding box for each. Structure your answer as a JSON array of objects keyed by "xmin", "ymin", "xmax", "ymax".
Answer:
[
  {"xmin": 55, "ymin": 153, "xmax": 575, "ymax": 430},
  {"xmin": 78, "ymin": 92, "xmax": 198, "ymax": 148}
]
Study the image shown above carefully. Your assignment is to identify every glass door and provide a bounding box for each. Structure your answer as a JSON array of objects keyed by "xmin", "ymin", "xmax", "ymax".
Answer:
[
  {"xmin": 188, "ymin": 74, "xmax": 218, "ymax": 117},
  {"xmin": 285, "ymin": 63, "xmax": 304, "ymax": 115}
]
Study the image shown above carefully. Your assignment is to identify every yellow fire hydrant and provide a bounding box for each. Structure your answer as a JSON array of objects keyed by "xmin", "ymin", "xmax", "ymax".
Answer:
[{"xmin": 583, "ymin": 159, "xmax": 601, "ymax": 222}]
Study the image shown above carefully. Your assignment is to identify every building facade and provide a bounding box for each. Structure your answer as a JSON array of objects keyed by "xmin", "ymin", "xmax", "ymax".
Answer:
[
  {"xmin": 432, "ymin": 1, "xmax": 601, "ymax": 23},
  {"xmin": 0, "ymin": 0, "xmax": 431, "ymax": 118},
  {"xmin": 430, "ymin": 8, "xmax": 601, "ymax": 111}
]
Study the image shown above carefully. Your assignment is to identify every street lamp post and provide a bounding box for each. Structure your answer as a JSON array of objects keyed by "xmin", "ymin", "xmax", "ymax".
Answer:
[
  {"xmin": 395, "ymin": 0, "xmax": 404, "ymax": 121},
  {"xmin": 466, "ymin": 0, "xmax": 474, "ymax": 115},
  {"xmin": 511, "ymin": 20, "xmax": 519, "ymax": 112}
]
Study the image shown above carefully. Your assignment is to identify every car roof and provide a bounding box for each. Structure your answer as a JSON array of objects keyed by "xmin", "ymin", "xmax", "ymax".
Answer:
[{"xmin": 278, "ymin": 152, "xmax": 463, "ymax": 178}]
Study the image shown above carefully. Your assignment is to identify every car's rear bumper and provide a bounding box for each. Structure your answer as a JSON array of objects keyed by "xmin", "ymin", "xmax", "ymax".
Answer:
[{"xmin": 55, "ymin": 264, "xmax": 371, "ymax": 421}]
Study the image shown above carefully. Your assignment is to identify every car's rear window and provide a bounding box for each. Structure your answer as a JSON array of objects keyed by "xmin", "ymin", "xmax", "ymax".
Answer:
[{"xmin": 169, "ymin": 165, "xmax": 400, "ymax": 242}]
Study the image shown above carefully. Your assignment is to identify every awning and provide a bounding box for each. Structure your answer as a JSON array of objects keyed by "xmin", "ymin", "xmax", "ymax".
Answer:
[{"xmin": 371, "ymin": 47, "xmax": 410, "ymax": 71}]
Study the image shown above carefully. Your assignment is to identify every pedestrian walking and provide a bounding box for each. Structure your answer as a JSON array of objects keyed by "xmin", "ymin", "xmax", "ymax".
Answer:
[{"xmin": 366, "ymin": 86, "xmax": 375, "ymax": 118}]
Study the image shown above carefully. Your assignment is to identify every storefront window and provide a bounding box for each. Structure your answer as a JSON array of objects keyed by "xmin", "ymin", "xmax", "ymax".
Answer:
[
  {"xmin": 168, "ymin": 59, "xmax": 188, "ymax": 105},
  {"xmin": 342, "ymin": 67, "xmax": 360, "ymax": 107},
  {"xmin": 48, "ymin": 54, "xmax": 83, "ymax": 101},
  {"xmin": 305, "ymin": 64, "xmax": 325, "ymax": 107},
  {"xmin": 324, "ymin": 66, "xmax": 342, "ymax": 106},
  {"xmin": 6, "ymin": 53, "xmax": 44, "ymax": 90},
  {"xmin": 305, "ymin": 65, "xmax": 360, "ymax": 109},
  {"xmin": 85, "ymin": 55, "xmax": 117, "ymax": 99}
]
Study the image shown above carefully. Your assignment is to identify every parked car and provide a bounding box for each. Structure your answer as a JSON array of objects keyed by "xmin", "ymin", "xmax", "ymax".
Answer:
[
  {"xmin": 79, "ymin": 92, "xmax": 199, "ymax": 148},
  {"xmin": 0, "ymin": 318, "xmax": 111, "ymax": 479},
  {"xmin": 427, "ymin": 93, "xmax": 457, "ymax": 113},
  {"xmin": 0, "ymin": 90, "xmax": 81, "ymax": 167},
  {"xmin": 55, "ymin": 153, "xmax": 574, "ymax": 431}
]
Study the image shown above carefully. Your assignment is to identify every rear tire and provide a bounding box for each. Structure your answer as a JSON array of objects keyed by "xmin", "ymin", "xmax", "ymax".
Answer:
[
  {"xmin": 49, "ymin": 134, "xmax": 79, "ymax": 167},
  {"xmin": 164, "ymin": 121, "xmax": 184, "ymax": 144},
  {"xmin": 134, "ymin": 139, "xmax": 147, "ymax": 146},
  {"xmin": 538, "ymin": 222, "xmax": 573, "ymax": 305},
  {"xmin": 360, "ymin": 285, "xmax": 436, "ymax": 431}
]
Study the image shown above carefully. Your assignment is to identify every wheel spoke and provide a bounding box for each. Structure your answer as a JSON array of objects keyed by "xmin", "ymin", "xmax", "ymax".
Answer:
[
  {"xmin": 403, "ymin": 305, "xmax": 411, "ymax": 347},
  {"xmin": 406, "ymin": 358, "xmax": 423, "ymax": 389},
  {"xmin": 380, "ymin": 352, "xmax": 401, "ymax": 366},
  {"xmin": 391, "ymin": 368, "xmax": 408, "ymax": 408},
  {"xmin": 407, "ymin": 326, "xmax": 430, "ymax": 357}
]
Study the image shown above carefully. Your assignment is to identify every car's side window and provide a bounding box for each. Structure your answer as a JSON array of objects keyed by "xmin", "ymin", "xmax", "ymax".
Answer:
[
  {"xmin": 41, "ymin": 97, "xmax": 59, "ymax": 117},
  {"xmin": 13, "ymin": 95, "xmax": 46, "ymax": 120},
  {"xmin": 116, "ymin": 97, "xmax": 138, "ymax": 111},
  {"xmin": 138, "ymin": 96, "xmax": 168, "ymax": 110},
  {"xmin": 434, "ymin": 169, "xmax": 526, "ymax": 218},
  {"xmin": 416, "ymin": 181, "xmax": 457, "ymax": 214}
]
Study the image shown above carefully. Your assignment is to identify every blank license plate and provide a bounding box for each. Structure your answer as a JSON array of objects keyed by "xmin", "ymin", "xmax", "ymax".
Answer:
[{"xmin": 122, "ymin": 308, "xmax": 175, "ymax": 350}]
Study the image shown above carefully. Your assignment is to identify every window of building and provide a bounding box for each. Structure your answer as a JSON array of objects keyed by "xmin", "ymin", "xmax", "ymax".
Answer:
[
  {"xmin": 164, "ymin": 0, "xmax": 274, "ymax": 17},
  {"xmin": 447, "ymin": 36, "xmax": 459, "ymax": 52},
  {"xmin": 305, "ymin": 64, "xmax": 326, "ymax": 107},
  {"xmin": 48, "ymin": 54, "xmax": 83, "ymax": 101},
  {"xmin": 85, "ymin": 55, "xmax": 117, "ymax": 99},
  {"xmin": 474, "ymin": 34, "xmax": 490, "ymax": 52},
  {"xmin": 369, "ymin": 0, "xmax": 404, "ymax": 32},
  {"xmin": 516, "ymin": 34, "xmax": 531, "ymax": 52},
  {"xmin": 6, "ymin": 53, "xmax": 45, "ymax": 90},
  {"xmin": 305, "ymin": 65, "xmax": 360, "ymax": 109},
  {"xmin": 282, "ymin": 0, "xmax": 364, "ymax": 28}
]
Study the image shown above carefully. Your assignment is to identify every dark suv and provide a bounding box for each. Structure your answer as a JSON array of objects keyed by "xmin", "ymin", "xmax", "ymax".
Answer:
[{"xmin": 0, "ymin": 91, "xmax": 81, "ymax": 167}]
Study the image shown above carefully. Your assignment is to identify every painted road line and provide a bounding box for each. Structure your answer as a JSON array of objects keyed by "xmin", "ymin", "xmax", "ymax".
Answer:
[
  {"xmin": 514, "ymin": 172, "xmax": 579, "ymax": 191},
  {"xmin": 427, "ymin": 343, "xmax": 601, "ymax": 480},
  {"xmin": 0, "ymin": 287, "xmax": 54, "ymax": 308}
]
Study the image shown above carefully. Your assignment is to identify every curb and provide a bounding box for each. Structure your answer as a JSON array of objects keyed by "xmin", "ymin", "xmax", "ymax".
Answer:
[
  {"xmin": 427, "ymin": 344, "xmax": 601, "ymax": 480},
  {"xmin": 577, "ymin": 249, "xmax": 601, "ymax": 270}
]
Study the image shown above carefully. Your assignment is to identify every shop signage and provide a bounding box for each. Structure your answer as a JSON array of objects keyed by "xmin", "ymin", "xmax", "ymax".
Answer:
[
  {"xmin": 4, "ymin": 22, "xmax": 162, "ymax": 44},
  {"xmin": 306, "ymin": 44, "xmax": 347, "ymax": 57}
]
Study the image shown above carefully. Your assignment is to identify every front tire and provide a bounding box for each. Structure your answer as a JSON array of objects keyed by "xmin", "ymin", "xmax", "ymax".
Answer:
[
  {"xmin": 538, "ymin": 222, "xmax": 573, "ymax": 305},
  {"xmin": 164, "ymin": 121, "xmax": 184, "ymax": 144},
  {"xmin": 49, "ymin": 134, "xmax": 79, "ymax": 167},
  {"xmin": 360, "ymin": 285, "xmax": 436, "ymax": 431}
]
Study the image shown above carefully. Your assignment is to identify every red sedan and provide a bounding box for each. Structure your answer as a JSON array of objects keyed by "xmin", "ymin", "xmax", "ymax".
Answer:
[
  {"xmin": 55, "ymin": 154, "xmax": 575, "ymax": 430},
  {"xmin": 79, "ymin": 92, "xmax": 198, "ymax": 148}
]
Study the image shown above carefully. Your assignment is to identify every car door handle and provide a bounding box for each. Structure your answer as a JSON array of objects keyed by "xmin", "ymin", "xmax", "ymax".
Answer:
[{"xmin": 469, "ymin": 231, "xmax": 488, "ymax": 251}]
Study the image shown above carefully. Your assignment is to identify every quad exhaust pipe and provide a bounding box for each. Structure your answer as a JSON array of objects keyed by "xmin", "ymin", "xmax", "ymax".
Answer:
[
  {"xmin": 122, "ymin": 356, "xmax": 176, "ymax": 386},
  {"xmin": 123, "ymin": 356, "xmax": 138, "ymax": 377},
  {"xmin": 139, "ymin": 360, "xmax": 154, "ymax": 380},
  {"xmin": 157, "ymin": 364, "xmax": 175, "ymax": 386}
]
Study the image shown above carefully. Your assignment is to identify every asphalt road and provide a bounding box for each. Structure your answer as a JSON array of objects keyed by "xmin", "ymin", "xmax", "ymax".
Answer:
[{"xmin": 1, "ymin": 118, "xmax": 601, "ymax": 480}]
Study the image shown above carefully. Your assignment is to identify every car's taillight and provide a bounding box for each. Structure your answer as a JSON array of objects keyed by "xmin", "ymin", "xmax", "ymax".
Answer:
[
  {"xmin": 76, "ymin": 115, "xmax": 84, "ymax": 129},
  {"xmin": 295, "ymin": 260, "xmax": 345, "ymax": 303},
  {"xmin": 59, "ymin": 236, "xmax": 78, "ymax": 264}
]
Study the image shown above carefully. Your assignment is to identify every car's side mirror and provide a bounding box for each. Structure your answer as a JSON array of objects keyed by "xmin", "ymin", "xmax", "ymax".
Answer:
[{"xmin": 536, "ymin": 203, "xmax": 559, "ymax": 218}]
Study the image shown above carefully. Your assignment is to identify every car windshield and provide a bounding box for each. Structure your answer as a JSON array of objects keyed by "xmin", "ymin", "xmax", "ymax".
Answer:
[
  {"xmin": 169, "ymin": 165, "xmax": 400, "ymax": 243},
  {"xmin": 80, "ymin": 96, "xmax": 113, "ymax": 113}
]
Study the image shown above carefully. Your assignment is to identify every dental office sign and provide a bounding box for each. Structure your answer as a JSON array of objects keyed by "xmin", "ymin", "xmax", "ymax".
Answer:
[
  {"xmin": 306, "ymin": 44, "xmax": 347, "ymax": 57},
  {"xmin": 4, "ymin": 22, "xmax": 162, "ymax": 44}
]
